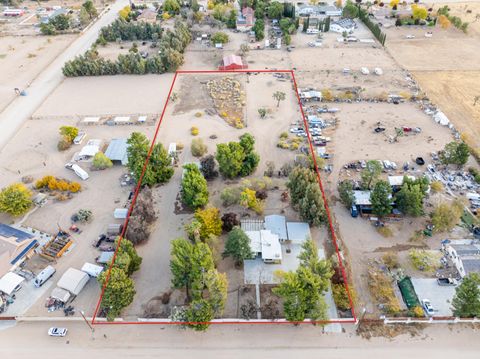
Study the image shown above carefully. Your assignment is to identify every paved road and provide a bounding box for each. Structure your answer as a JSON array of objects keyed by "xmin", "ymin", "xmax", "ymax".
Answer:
[
  {"xmin": 1, "ymin": 320, "xmax": 480, "ymax": 358},
  {"xmin": 0, "ymin": 0, "xmax": 129, "ymax": 153}
]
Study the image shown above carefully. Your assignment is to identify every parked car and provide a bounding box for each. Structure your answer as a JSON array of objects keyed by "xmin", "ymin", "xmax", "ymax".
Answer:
[
  {"xmin": 421, "ymin": 299, "xmax": 434, "ymax": 316},
  {"xmin": 48, "ymin": 327, "xmax": 68, "ymax": 337},
  {"xmin": 405, "ymin": 34, "xmax": 415, "ymax": 39},
  {"xmin": 290, "ymin": 127, "xmax": 303, "ymax": 133},
  {"xmin": 437, "ymin": 278, "xmax": 458, "ymax": 286},
  {"xmin": 350, "ymin": 205, "xmax": 358, "ymax": 217}
]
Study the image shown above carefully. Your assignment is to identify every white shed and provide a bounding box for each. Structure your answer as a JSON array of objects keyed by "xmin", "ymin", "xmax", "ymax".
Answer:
[{"xmin": 57, "ymin": 268, "xmax": 89, "ymax": 296}]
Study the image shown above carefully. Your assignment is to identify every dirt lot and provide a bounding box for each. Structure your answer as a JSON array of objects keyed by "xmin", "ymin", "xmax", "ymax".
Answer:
[
  {"xmin": 383, "ymin": 2, "xmax": 480, "ymax": 149},
  {"xmin": 0, "ymin": 35, "xmax": 77, "ymax": 112}
]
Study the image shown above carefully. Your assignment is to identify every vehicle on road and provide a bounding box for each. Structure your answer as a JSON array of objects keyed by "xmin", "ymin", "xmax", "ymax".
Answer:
[
  {"xmin": 48, "ymin": 327, "xmax": 68, "ymax": 337},
  {"xmin": 421, "ymin": 299, "xmax": 434, "ymax": 316},
  {"xmin": 405, "ymin": 34, "xmax": 415, "ymax": 39}
]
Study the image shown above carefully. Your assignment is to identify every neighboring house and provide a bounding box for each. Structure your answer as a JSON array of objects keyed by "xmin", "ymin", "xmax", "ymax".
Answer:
[
  {"xmin": 237, "ymin": 7, "xmax": 255, "ymax": 30},
  {"xmin": 105, "ymin": 138, "xmax": 129, "ymax": 165},
  {"xmin": 388, "ymin": 175, "xmax": 415, "ymax": 192},
  {"xmin": 443, "ymin": 240, "xmax": 480, "ymax": 278},
  {"xmin": 40, "ymin": 8, "xmax": 70, "ymax": 24},
  {"xmin": 75, "ymin": 139, "xmax": 101, "ymax": 161},
  {"xmin": 353, "ymin": 190, "xmax": 372, "ymax": 214},
  {"xmin": 0, "ymin": 224, "xmax": 39, "ymax": 278},
  {"xmin": 330, "ymin": 18, "xmax": 356, "ymax": 34},
  {"xmin": 219, "ymin": 54, "xmax": 247, "ymax": 70}
]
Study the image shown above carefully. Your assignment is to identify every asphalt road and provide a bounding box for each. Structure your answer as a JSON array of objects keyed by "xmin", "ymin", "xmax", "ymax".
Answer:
[
  {"xmin": 0, "ymin": 0, "xmax": 129, "ymax": 153},
  {"xmin": 1, "ymin": 320, "xmax": 480, "ymax": 358}
]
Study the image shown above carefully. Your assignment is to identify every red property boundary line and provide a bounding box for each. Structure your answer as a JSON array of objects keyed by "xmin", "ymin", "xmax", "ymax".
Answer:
[{"xmin": 91, "ymin": 69, "xmax": 357, "ymax": 326}]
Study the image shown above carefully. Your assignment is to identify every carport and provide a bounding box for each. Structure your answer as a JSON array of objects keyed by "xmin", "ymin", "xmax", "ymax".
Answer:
[{"xmin": 0, "ymin": 272, "xmax": 25, "ymax": 296}]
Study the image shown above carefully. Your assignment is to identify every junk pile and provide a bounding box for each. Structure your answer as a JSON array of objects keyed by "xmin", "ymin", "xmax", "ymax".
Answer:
[{"xmin": 206, "ymin": 77, "xmax": 246, "ymax": 128}]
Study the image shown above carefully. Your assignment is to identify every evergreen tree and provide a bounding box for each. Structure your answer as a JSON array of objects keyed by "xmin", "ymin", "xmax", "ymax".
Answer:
[{"xmin": 452, "ymin": 273, "xmax": 480, "ymax": 317}]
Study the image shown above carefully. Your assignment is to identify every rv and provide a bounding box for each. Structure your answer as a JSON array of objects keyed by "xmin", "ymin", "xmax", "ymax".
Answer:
[
  {"xmin": 65, "ymin": 163, "xmax": 89, "ymax": 180},
  {"xmin": 34, "ymin": 265, "xmax": 56, "ymax": 288}
]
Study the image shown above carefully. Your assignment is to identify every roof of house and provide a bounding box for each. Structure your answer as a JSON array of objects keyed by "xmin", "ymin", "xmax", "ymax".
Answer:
[
  {"xmin": 242, "ymin": 7, "xmax": 254, "ymax": 16},
  {"xmin": 332, "ymin": 18, "xmax": 356, "ymax": 29},
  {"xmin": 353, "ymin": 190, "xmax": 372, "ymax": 206},
  {"xmin": 286, "ymin": 222, "xmax": 311, "ymax": 243},
  {"xmin": 223, "ymin": 54, "xmax": 243, "ymax": 67},
  {"xmin": 246, "ymin": 230, "xmax": 262, "ymax": 254},
  {"xmin": 388, "ymin": 175, "xmax": 415, "ymax": 187},
  {"xmin": 461, "ymin": 258, "xmax": 480, "ymax": 275},
  {"xmin": 0, "ymin": 272, "xmax": 25, "ymax": 296},
  {"xmin": 0, "ymin": 224, "xmax": 34, "ymax": 243},
  {"xmin": 450, "ymin": 244, "xmax": 480, "ymax": 257},
  {"xmin": 260, "ymin": 230, "xmax": 282, "ymax": 261},
  {"xmin": 105, "ymin": 138, "xmax": 129, "ymax": 165},
  {"xmin": 241, "ymin": 219, "xmax": 264, "ymax": 232},
  {"xmin": 264, "ymin": 215, "xmax": 287, "ymax": 240}
]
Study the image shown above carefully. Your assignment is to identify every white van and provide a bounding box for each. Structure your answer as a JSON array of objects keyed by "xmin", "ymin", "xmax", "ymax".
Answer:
[{"xmin": 34, "ymin": 265, "xmax": 56, "ymax": 288}]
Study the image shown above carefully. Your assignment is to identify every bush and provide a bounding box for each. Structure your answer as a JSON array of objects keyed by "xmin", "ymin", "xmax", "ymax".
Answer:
[
  {"xmin": 191, "ymin": 126, "xmax": 199, "ymax": 136},
  {"xmin": 57, "ymin": 137, "xmax": 72, "ymax": 151},
  {"xmin": 332, "ymin": 284, "xmax": 356, "ymax": 311},
  {"xmin": 92, "ymin": 152, "xmax": 113, "ymax": 170},
  {"xmin": 220, "ymin": 187, "xmax": 242, "ymax": 206},
  {"xmin": 191, "ymin": 138, "xmax": 207, "ymax": 157},
  {"xmin": 221, "ymin": 212, "xmax": 240, "ymax": 232},
  {"xmin": 0, "ymin": 183, "xmax": 32, "ymax": 216},
  {"xmin": 211, "ymin": 31, "xmax": 229, "ymax": 44},
  {"xmin": 409, "ymin": 249, "xmax": 440, "ymax": 272},
  {"xmin": 430, "ymin": 180, "xmax": 444, "ymax": 193},
  {"xmin": 382, "ymin": 252, "xmax": 399, "ymax": 269},
  {"xmin": 69, "ymin": 182, "xmax": 82, "ymax": 193},
  {"xmin": 377, "ymin": 226, "xmax": 393, "ymax": 237}
]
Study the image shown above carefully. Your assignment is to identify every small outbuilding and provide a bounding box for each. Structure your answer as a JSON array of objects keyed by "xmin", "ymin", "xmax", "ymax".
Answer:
[
  {"xmin": 219, "ymin": 55, "xmax": 247, "ymax": 71},
  {"xmin": 286, "ymin": 222, "xmax": 311, "ymax": 243},
  {"xmin": 0, "ymin": 272, "xmax": 25, "ymax": 296},
  {"xmin": 57, "ymin": 268, "xmax": 89, "ymax": 296},
  {"xmin": 105, "ymin": 138, "xmax": 129, "ymax": 165}
]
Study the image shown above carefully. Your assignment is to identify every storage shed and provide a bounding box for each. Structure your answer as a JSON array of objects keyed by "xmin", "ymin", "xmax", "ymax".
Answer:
[{"xmin": 219, "ymin": 55, "xmax": 247, "ymax": 71}]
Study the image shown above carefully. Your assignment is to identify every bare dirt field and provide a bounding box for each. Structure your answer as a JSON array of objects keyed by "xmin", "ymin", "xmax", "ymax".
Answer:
[
  {"xmin": 384, "ymin": 2, "xmax": 480, "ymax": 149},
  {"xmin": 0, "ymin": 35, "xmax": 77, "ymax": 112}
]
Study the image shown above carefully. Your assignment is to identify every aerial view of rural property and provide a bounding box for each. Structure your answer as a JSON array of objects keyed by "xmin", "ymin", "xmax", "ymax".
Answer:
[{"xmin": 0, "ymin": 0, "xmax": 479, "ymax": 357}]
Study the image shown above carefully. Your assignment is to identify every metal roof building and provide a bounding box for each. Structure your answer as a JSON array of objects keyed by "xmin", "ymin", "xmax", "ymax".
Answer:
[
  {"xmin": 286, "ymin": 222, "xmax": 311, "ymax": 243},
  {"xmin": 105, "ymin": 138, "xmax": 129, "ymax": 165},
  {"xmin": 264, "ymin": 215, "xmax": 287, "ymax": 241}
]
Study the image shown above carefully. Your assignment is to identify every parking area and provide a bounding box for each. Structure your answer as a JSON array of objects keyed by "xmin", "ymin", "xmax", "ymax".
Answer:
[{"xmin": 411, "ymin": 278, "xmax": 456, "ymax": 317}]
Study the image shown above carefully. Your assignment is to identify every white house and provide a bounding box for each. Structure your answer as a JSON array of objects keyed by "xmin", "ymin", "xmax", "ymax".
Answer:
[
  {"xmin": 443, "ymin": 240, "xmax": 480, "ymax": 278},
  {"xmin": 330, "ymin": 19, "xmax": 356, "ymax": 34}
]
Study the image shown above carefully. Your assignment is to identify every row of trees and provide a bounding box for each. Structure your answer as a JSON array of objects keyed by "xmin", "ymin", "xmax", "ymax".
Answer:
[
  {"xmin": 63, "ymin": 20, "xmax": 191, "ymax": 76},
  {"xmin": 98, "ymin": 238, "xmax": 142, "ymax": 320}
]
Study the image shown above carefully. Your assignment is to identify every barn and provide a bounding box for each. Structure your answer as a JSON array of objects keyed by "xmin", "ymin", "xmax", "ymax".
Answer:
[{"xmin": 219, "ymin": 55, "xmax": 247, "ymax": 71}]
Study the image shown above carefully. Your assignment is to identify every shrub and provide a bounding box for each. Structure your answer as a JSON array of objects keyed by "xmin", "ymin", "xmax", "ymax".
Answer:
[
  {"xmin": 240, "ymin": 188, "xmax": 264, "ymax": 214},
  {"xmin": 430, "ymin": 180, "xmax": 444, "ymax": 193},
  {"xmin": 412, "ymin": 306, "xmax": 424, "ymax": 317},
  {"xmin": 377, "ymin": 226, "xmax": 393, "ymax": 237},
  {"xmin": 332, "ymin": 284, "xmax": 356, "ymax": 311},
  {"xmin": 57, "ymin": 137, "xmax": 72, "ymax": 151},
  {"xmin": 191, "ymin": 138, "xmax": 208, "ymax": 157},
  {"xmin": 0, "ymin": 183, "xmax": 32, "ymax": 216},
  {"xmin": 382, "ymin": 252, "xmax": 399, "ymax": 269},
  {"xmin": 92, "ymin": 152, "xmax": 113, "ymax": 170},
  {"xmin": 211, "ymin": 32, "xmax": 229, "ymax": 44},
  {"xmin": 409, "ymin": 249, "xmax": 440, "ymax": 272},
  {"xmin": 69, "ymin": 182, "xmax": 82, "ymax": 193},
  {"xmin": 176, "ymin": 142, "xmax": 184, "ymax": 151},
  {"xmin": 195, "ymin": 112, "xmax": 203, "ymax": 117},
  {"xmin": 220, "ymin": 187, "xmax": 242, "ymax": 206},
  {"xmin": 221, "ymin": 212, "xmax": 240, "ymax": 232},
  {"xmin": 279, "ymin": 132, "xmax": 288, "ymax": 140},
  {"xmin": 191, "ymin": 126, "xmax": 199, "ymax": 136}
]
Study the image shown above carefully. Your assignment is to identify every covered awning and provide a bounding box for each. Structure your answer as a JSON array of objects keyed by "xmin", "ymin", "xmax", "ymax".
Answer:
[
  {"xmin": 10, "ymin": 239, "xmax": 38, "ymax": 265},
  {"xmin": 51, "ymin": 287, "xmax": 71, "ymax": 303},
  {"xmin": 0, "ymin": 272, "xmax": 25, "ymax": 296}
]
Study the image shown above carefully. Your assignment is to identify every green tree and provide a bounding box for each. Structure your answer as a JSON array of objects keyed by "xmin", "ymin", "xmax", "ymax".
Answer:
[
  {"xmin": 273, "ymin": 91, "xmax": 286, "ymax": 107},
  {"xmin": 287, "ymin": 166, "xmax": 317, "ymax": 208},
  {"xmin": 170, "ymin": 238, "xmax": 215, "ymax": 300},
  {"xmin": 82, "ymin": 0, "xmax": 98, "ymax": 19},
  {"xmin": 126, "ymin": 132, "xmax": 174, "ymax": 186},
  {"xmin": 267, "ymin": 1, "xmax": 284, "ymax": 19},
  {"xmin": 370, "ymin": 180, "xmax": 392, "ymax": 217},
  {"xmin": 239, "ymin": 133, "xmax": 259, "ymax": 176},
  {"xmin": 92, "ymin": 152, "xmax": 113, "ymax": 170},
  {"xmin": 50, "ymin": 14, "xmax": 70, "ymax": 31},
  {"xmin": 342, "ymin": 0, "xmax": 359, "ymax": 18},
  {"xmin": 258, "ymin": 108, "xmax": 267, "ymax": 118},
  {"xmin": 431, "ymin": 201, "xmax": 463, "ymax": 233},
  {"xmin": 439, "ymin": 141, "xmax": 470, "ymax": 167},
  {"xmin": 184, "ymin": 299, "xmax": 214, "ymax": 331},
  {"xmin": 40, "ymin": 23, "xmax": 56, "ymax": 35},
  {"xmin": 79, "ymin": 7, "xmax": 91, "ymax": 26},
  {"xmin": 338, "ymin": 180, "xmax": 355, "ymax": 208},
  {"xmin": 360, "ymin": 160, "xmax": 383, "ymax": 190},
  {"xmin": 226, "ymin": 9, "xmax": 237, "ymax": 28},
  {"xmin": 0, "ymin": 183, "xmax": 32, "ymax": 216},
  {"xmin": 223, "ymin": 226, "xmax": 253, "ymax": 264},
  {"xmin": 298, "ymin": 183, "xmax": 326, "ymax": 226},
  {"xmin": 211, "ymin": 31, "xmax": 230, "ymax": 44},
  {"xmin": 240, "ymin": 188, "xmax": 263, "ymax": 214},
  {"xmin": 181, "ymin": 164, "xmax": 209, "ymax": 209},
  {"xmin": 203, "ymin": 269, "xmax": 228, "ymax": 315},
  {"xmin": 194, "ymin": 207, "xmax": 223, "ymax": 240},
  {"xmin": 59, "ymin": 126, "xmax": 79, "ymax": 143},
  {"xmin": 216, "ymin": 142, "xmax": 245, "ymax": 178},
  {"xmin": 116, "ymin": 237, "xmax": 142, "ymax": 275},
  {"xmin": 253, "ymin": 19, "xmax": 265, "ymax": 40},
  {"xmin": 163, "ymin": 0, "xmax": 181, "ymax": 13},
  {"xmin": 98, "ymin": 267, "xmax": 136, "ymax": 321},
  {"xmin": 298, "ymin": 239, "xmax": 333, "ymax": 283},
  {"xmin": 452, "ymin": 273, "xmax": 480, "ymax": 318},
  {"xmin": 395, "ymin": 177, "xmax": 426, "ymax": 216}
]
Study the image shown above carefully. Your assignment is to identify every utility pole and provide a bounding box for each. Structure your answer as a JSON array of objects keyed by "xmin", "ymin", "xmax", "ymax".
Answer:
[{"xmin": 80, "ymin": 310, "xmax": 95, "ymax": 339}]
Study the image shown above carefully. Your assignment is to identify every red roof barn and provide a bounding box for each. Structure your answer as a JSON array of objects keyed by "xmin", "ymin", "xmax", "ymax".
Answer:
[{"xmin": 219, "ymin": 55, "xmax": 247, "ymax": 71}]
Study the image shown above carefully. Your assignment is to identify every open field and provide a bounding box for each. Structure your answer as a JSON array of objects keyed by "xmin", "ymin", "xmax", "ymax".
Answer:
[{"xmin": 384, "ymin": 2, "xmax": 480, "ymax": 149}]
